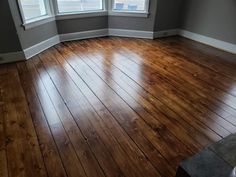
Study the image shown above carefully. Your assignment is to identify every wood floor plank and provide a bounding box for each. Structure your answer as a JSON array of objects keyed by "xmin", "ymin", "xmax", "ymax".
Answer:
[
  {"xmin": 16, "ymin": 62, "xmax": 68, "ymax": 177},
  {"xmin": 47, "ymin": 45, "xmax": 176, "ymax": 177},
  {"xmin": 158, "ymin": 37, "xmax": 236, "ymax": 81},
  {"xmin": 138, "ymin": 38, "xmax": 236, "ymax": 109},
  {"xmin": 28, "ymin": 58, "xmax": 125, "ymax": 177},
  {"xmin": 116, "ymin": 38, "xmax": 236, "ymax": 130},
  {"xmin": 37, "ymin": 49, "xmax": 163, "ymax": 177},
  {"xmin": 111, "ymin": 38, "xmax": 236, "ymax": 132},
  {"xmin": 15, "ymin": 61, "xmax": 88, "ymax": 177},
  {"xmin": 113, "ymin": 38, "xmax": 236, "ymax": 114},
  {"xmin": 77, "ymin": 38, "xmax": 230, "ymax": 139},
  {"xmin": 87, "ymin": 38, "xmax": 232, "ymax": 137},
  {"xmin": 114, "ymin": 40, "xmax": 236, "ymax": 133},
  {"xmin": 60, "ymin": 42, "xmax": 205, "ymax": 150},
  {"xmin": 52, "ymin": 43, "xmax": 193, "ymax": 169},
  {"xmin": 1, "ymin": 65, "xmax": 48, "ymax": 177},
  {"xmin": 22, "ymin": 61, "xmax": 108, "ymax": 177},
  {"xmin": 51, "ymin": 45, "xmax": 176, "ymax": 177},
  {"xmin": 0, "ymin": 78, "xmax": 8, "ymax": 177},
  {"xmin": 22, "ymin": 60, "xmax": 92, "ymax": 177},
  {"xmin": 77, "ymin": 39, "xmax": 222, "ymax": 142},
  {"xmin": 70, "ymin": 42, "xmax": 215, "ymax": 146},
  {"xmin": 139, "ymin": 38, "xmax": 236, "ymax": 97},
  {"xmin": 1, "ymin": 36, "xmax": 236, "ymax": 177}
]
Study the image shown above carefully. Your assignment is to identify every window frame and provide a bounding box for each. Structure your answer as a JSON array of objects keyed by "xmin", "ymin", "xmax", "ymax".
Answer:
[
  {"xmin": 109, "ymin": 0, "xmax": 150, "ymax": 17},
  {"xmin": 17, "ymin": 0, "xmax": 54, "ymax": 29},
  {"xmin": 54, "ymin": 0, "xmax": 108, "ymax": 20},
  {"xmin": 17, "ymin": 0, "xmax": 150, "ymax": 30}
]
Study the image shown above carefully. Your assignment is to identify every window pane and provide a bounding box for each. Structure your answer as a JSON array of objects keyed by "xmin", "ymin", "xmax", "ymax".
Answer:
[
  {"xmin": 57, "ymin": 0, "xmax": 103, "ymax": 13},
  {"xmin": 113, "ymin": 0, "xmax": 146, "ymax": 11},
  {"xmin": 19, "ymin": 0, "xmax": 47, "ymax": 20}
]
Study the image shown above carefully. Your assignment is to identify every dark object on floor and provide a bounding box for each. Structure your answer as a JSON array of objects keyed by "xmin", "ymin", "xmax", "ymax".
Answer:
[{"xmin": 176, "ymin": 134, "xmax": 236, "ymax": 177}]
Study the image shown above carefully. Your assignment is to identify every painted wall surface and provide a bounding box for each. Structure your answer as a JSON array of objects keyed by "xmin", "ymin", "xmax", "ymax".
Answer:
[
  {"xmin": 154, "ymin": 0, "xmax": 184, "ymax": 31},
  {"xmin": 56, "ymin": 16, "xmax": 108, "ymax": 34},
  {"xmin": 0, "ymin": 1, "xmax": 22, "ymax": 53},
  {"xmin": 181, "ymin": 0, "xmax": 236, "ymax": 44},
  {"xmin": 8, "ymin": 0, "xmax": 58, "ymax": 49},
  {"xmin": 108, "ymin": 0, "xmax": 158, "ymax": 31},
  {"xmin": 108, "ymin": 0, "xmax": 184, "ymax": 32},
  {"xmin": 4, "ymin": 0, "xmax": 236, "ymax": 53}
]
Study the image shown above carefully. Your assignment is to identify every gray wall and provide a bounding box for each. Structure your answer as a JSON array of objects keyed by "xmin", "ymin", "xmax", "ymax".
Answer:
[
  {"xmin": 4, "ymin": 0, "xmax": 236, "ymax": 53},
  {"xmin": 8, "ymin": 0, "xmax": 58, "ymax": 49},
  {"xmin": 0, "ymin": 0, "xmax": 22, "ymax": 53},
  {"xmin": 181, "ymin": 0, "xmax": 236, "ymax": 44},
  {"xmin": 18, "ymin": 22, "xmax": 58, "ymax": 49},
  {"xmin": 108, "ymin": 0, "xmax": 157, "ymax": 31},
  {"xmin": 57, "ymin": 0, "xmax": 158, "ymax": 33},
  {"xmin": 57, "ymin": 0, "xmax": 185, "ymax": 34},
  {"xmin": 57, "ymin": 16, "xmax": 108, "ymax": 34},
  {"xmin": 154, "ymin": 0, "xmax": 184, "ymax": 31}
]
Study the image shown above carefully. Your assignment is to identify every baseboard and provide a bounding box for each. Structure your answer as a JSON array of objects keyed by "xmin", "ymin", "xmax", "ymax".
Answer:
[
  {"xmin": 109, "ymin": 29, "xmax": 154, "ymax": 39},
  {"xmin": 7, "ymin": 28, "xmax": 235, "ymax": 64},
  {"xmin": 24, "ymin": 36, "xmax": 60, "ymax": 59},
  {"xmin": 16, "ymin": 29, "xmax": 193, "ymax": 62},
  {"xmin": 178, "ymin": 30, "xmax": 236, "ymax": 54},
  {"xmin": 59, "ymin": 29, "xmax": 109, "ymax": 42},
  {"xmin": 20, "ymin": 28, "xmax": 154, "ymax": 62},
  {"xmin": 153, "ymin": 29, "xmax": 179, "ymax": 38},
  {"xmin": 0, "ymin": 52, "xmax": 25, "ymax": 64},
  {"xmin": 60, "ymin": 28, "xmax": 154, "ymax": 41}
]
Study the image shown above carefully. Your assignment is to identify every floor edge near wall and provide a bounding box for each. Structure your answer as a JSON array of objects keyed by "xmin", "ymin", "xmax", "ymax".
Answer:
[
  {"xmin": 2, "ymin": 28, "xmax": 235, "ymax": 64},
  {"xmin": 179, "ymin": 30, "xmax": 236, "ymax": 55},
  {"xmin": 0, "ymin": 51, "xmax": 26, "ymax": 64}
]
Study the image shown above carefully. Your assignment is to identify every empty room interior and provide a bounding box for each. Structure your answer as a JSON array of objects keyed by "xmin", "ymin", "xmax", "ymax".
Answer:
[{"xmin": 1, "ymin": 0, "xmax": 236, "ymax": 177}]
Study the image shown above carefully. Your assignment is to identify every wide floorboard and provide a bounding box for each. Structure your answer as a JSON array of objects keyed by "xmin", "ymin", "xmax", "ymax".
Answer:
[{"xmin": 1, "ymin": 36, "xmax": 236, "ymax": 177}]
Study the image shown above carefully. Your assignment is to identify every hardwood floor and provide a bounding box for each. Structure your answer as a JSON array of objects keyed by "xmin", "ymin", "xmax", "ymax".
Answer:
[{"xmin": 1, "ymin": 36, "xmax": 236, "ymax": 177}]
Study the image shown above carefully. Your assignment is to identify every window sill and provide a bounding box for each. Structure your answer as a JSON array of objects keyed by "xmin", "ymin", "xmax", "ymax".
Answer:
[
  {"xmin": 23, "ymin": 16, "xmax": 55, "ymax": 30},
  {"xmin": 108, "ymin": 11, "xmax": 149, "ymax": 18},
  {"xmin": 56, "ymin": 11, "xmax": 108, "ymax": 20},
  {"xmin": 21, "ymin": 10, "xmax": 149, "ymax": 30}
]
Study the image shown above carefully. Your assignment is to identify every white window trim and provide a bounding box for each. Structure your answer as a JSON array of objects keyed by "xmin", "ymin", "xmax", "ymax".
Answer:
[
  {"xmin": 109, "ymin": 0, "xmax": 150, "ymax": 18},
  {"xmin": 18, "ymin": 0, "xmax": 150, "ymax": 30},
  {"xmin": 54, "ymin": 0, "xmax": 108, "ymax": 19},
  {"xmin": 108, "ymin": 11, "xmax": 149, "ymax": 17},
  {"xmin": 18, "ymin": 0, "xmax": 54, "ymax": 30},
  {"xmin": 23, "ymin": 16, "xmax": 56, "ymax": 30},
  {"xmin": 56, "ymin": 11, "xmax": 108, "ymax": 20}
]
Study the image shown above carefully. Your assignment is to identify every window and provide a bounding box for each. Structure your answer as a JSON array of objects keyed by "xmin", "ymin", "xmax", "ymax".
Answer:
[
  {"xmin": 112, "ymin": 0, "xmax": 148, "ymax": 12},
  {"xmin": 18, "ymin": 0, "xmax": 50, "ymax": 21},
  {"xmin": 17, "ymin": 0, "xmax": 149, "ymax": 29},
  {"xmin": 56, "ymin": 0, "xmax": 104, "ymax": 14}
]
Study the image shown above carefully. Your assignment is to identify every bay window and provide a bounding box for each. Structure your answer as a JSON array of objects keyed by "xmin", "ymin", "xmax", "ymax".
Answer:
[
  {"xmin": 110, "ymin": 0, "xmax": 149, "ymax": 17},
  {"xmin": 17, "ymin": 0, "xmax": 150, "ymax": 29},
  {"xmin": 113, "ymin": 0, "xmax": 147, "ymax": 12},
  {"xmin": 18, "ymin": 0, "xmax": 52, "ymax": 22},
  {"xmin": 56, "ymin": 0, "xmax": 104, "ymax": 14}
]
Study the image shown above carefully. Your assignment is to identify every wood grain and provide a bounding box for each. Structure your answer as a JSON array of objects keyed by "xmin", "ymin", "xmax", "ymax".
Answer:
[{"xmin": 1, "ymin": 36, "xmax": 236, "ymax": 177}]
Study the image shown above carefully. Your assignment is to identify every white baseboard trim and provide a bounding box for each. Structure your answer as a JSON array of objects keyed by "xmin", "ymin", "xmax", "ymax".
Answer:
[
  {"xmin": 178, "ymin": 30, "xmax": 236, "ymax": 54},
  {"xmin": 59, "ymin": 29, "xmax": 109, "ymax": 42},
  {"xmin": 0, "ymin": 52, "xmax": 25, "ymax": 64},
  {"xmin": 15, "ymin": 28, "xmax": 236, "ymax": 64},
  {"xmin": 24, "ymin": 35, "xmax": 60, "ymax": 59},
  {"xmin": 60, "ymin": 28, "xmax": 154, "ymax": 41},
  {"xmin": 153, "ymin": 29, "xmax": 236, "ymax": 54},
  {"xmin": 22, "ymin": 28, "xmax": 154, "ymax": 62},
  {"xmin": 154, "ymin": 29, "xmax": 179, "ymax": 38},
  {"xmin": 109, "ymin": 29, "xmax": 154, "ymax": 39}
]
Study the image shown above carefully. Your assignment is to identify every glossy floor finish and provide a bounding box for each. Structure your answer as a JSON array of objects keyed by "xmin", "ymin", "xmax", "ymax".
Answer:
[{"xmin": 1, "ymin": 36, "xmax": 236, "ymax": 177}]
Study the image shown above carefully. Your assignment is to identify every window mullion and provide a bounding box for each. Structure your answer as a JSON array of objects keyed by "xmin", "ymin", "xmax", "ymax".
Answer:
[{"xmin": 17, "ymin": 0, "xmax": 27, "ymax": 22}]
